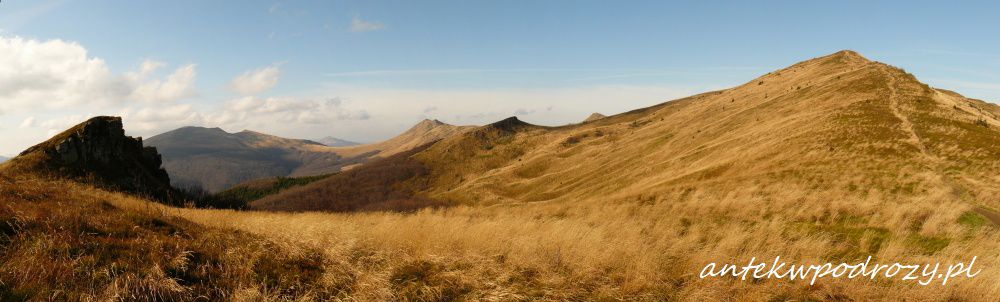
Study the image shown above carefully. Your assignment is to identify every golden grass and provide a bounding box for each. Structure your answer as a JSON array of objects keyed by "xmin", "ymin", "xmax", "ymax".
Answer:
[
  {"xmin": 93, "ymin": 181, "xmax": 999, "ymax": 301},
  {"xmin": 153, "ymin": 51, "xmax": 1000, "ymax": 301},
  {"xmin": 0, "ymin": 174, "xmax": 350, "ymax": 301}
]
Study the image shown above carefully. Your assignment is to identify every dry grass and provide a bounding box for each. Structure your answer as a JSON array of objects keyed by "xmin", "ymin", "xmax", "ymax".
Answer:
[
  {"xmin": 251, "ymin": 144, "xmax": 451, "ymax": 212},
  {"xmin": 214, "ymin": 51, "xmax": 1000, "ymax": 300},
  {"xmin": 103, "ymin": 182, "xmax": 1000, "ymax": 301},
  {"xmin": 0, "ymin": 173, "xmax": 348, "ymax": 301}
]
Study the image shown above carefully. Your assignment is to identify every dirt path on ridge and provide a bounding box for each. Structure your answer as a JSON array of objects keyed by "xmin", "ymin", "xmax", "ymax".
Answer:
[{"xmin": 883, "ymin": 66, "xmax": 999, "ymax": 226}]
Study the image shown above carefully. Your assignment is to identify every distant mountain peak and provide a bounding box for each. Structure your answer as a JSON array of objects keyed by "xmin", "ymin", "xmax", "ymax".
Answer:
[
  {"xmin": 801, "ymin": 49, "xmax": 873, "ymax": 69},
  {"xmin": 413, "ymin": 118, "xmax": 447, "ymax": 129},
  {"xmin": 317, "ymin": 136, "xmax": 361, "ymax": 147},
  {"xmin": 583, "ymin": 112, "xmax": 606, "ymax": 122},
  {"xmin": 832, "ymin": 49, "xmax": 864, "ymax": 58},
  {"xmin": 491, "ymin": 116, "xmax": 531, "ymax": 129},
  {"xmin": 402, "ymin": 119, "xmax": 455, "ymax": 135},
  {"xmin": 471, "ymin": 116, "xmax": 537, "ymax": 136}
]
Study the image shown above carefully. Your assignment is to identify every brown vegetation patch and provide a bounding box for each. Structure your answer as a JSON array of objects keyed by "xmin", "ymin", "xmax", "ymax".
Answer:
[{"xmin": 251, "ymin": 143, "xmax": 450, "ymax": 212}]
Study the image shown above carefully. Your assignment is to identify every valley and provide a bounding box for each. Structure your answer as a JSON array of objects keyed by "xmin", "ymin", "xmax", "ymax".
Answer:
[{"xmin": 146, "ymin": 119, "xmax": 474, "ymax": 192}]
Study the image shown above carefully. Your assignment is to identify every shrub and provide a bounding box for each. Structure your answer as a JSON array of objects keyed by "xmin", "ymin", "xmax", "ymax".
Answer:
[{"xmin": 975, "ymin": 118, "xmax": 989, "ymax": 128}]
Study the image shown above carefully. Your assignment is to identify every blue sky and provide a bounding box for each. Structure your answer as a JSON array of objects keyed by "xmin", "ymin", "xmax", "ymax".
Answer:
[{"xmin": 1, "ymin": 0, "xmax": 999, "ymax": 156}]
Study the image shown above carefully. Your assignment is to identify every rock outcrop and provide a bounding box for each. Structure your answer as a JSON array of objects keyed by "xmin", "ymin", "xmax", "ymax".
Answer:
[{"xmin": 13, "ymin": 116, "xmax": 178, "ymax": 203}]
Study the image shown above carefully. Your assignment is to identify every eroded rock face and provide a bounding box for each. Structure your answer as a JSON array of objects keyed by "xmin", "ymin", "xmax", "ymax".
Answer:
[
  {"xmin": 18, "ymin": 116, "xmax": 177, "ymax": 203},
  {"xmin": 56, "ymin": 137, "xmax": 79, "ymax": 163}
]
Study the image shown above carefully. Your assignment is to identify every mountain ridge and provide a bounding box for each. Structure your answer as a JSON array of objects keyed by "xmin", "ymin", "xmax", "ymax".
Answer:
[
  {"xmin": 316, "ymin": 136, "xmax": 361, "ymax": 147},
  {"xmin": 257, "ymin": 50, "xmax": 1000, "ymax": 213},
  {"xmin": 146, "ymin": 119, "xmax": 475, "ymax": 192}
]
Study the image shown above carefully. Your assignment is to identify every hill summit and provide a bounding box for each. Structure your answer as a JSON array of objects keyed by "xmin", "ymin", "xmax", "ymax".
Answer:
[
  {"xmin": 255, "ymin": 50, "xmax": 1000, "ymax": 214},
  {"xmin": 583, "ymin": 112, "xmax": 606, "ymax": 122},
  {"xmin": 8, "ymin": 116, "xmax": 178, "ymax": 203}
]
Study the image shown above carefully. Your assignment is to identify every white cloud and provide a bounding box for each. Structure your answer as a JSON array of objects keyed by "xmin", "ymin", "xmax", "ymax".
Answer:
[
  {"xmin": 0, "ymin": 36, "xmax": 125, "ymax": 109},
  {"xmin": 0, "ymin": 35, "xmax": 706, "ymax": 156},
  {"xmin": 122, "ymin": 103, "xmax": 203, "ymax": 135},
  {"xmin": 129, "ymin": 63, "xmax": 198, "ymax": 102},
  {"xmin": 69, "ymin": 95, "xmax": 371, "ymax": 141},
  {"xmin": 38, "ymin": 114, "xmax": 90, "ymax": 137},
  {"xmin": 0, "ymin": 35, "xmax": 198, "ymax": 114},
  {"xmin": 350, "ymin": 16, "xmax": 385, "ymax": 33},
  {"xmin": 230, "ymin": 64, "xmax": 282, "ymax": 95},
  {"xmin": 19, "ymin": 117, "xmax": 35, "ymax": 128},
  {"xmin": 134, "ymin": 60, "xmax": 166, "ymax": 77},
  {"xmin": 215, "ymin": 96, "xmax": 369, "ymax": 126},
  {"xmin": 1, "ymin": 80, "xmax": 699, "ymax": 155},
  {"xmin": 133, "ymin": 103, "xmax": 198, "ymax": 123},
  {"xmin": 513, "ymin": 108, "xmax": 535, "ymax": 115}
]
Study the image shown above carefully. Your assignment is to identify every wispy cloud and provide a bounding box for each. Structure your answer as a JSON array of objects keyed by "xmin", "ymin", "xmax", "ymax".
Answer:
[
  {"xmin": 931, "ymin": 79, "xmax": 1000, "ymax": 91},
  {"xmin": 0, "ymin": 0, "xmax": 66, "ymax": 32},
  {"xmin": 325, "ymin": 67, "xmax": 761, "ymax": 80},
  {"xmin": 350, "ymin": 15, "xmax": 385, "ymax": 33},
  {"xmin": 268, "ymin": 3, "xmax": 282, "ymax": 14},
  {"xmin": 563, "ymin": 72, "xmax": 691, "ymax": 82},
  {"xmin": 925, "ymin": 78, "xmax": 1000, "ymax": 103},
  {"xmin": 327, "ymin": 69, "xmax": 515, "ymax": 77},
  {"xmin": 913, "ymin": 49, "xmax": 1000, "ymax": 59},
  {"xmin": 230, "ymin": 63, "xmax": 283, "ymax": 95}
]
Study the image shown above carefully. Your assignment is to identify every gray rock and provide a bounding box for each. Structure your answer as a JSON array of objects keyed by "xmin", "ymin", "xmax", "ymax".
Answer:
[
  {"xmin": 56, "ymin": 137, "xmax": 79, "ymax": 164},
  {"xmin": 18, "ymin": 116, "xmax": 177, "ymax": 204}
]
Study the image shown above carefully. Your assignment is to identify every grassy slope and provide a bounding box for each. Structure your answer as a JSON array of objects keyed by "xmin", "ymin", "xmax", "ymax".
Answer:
[
  {"xmin": 382, "ymin": 51, "xmax": 1000, "ymax": 217},
  {"xmin": 0, "ymin": 170, "xmax": 344, "ymax": 301},
  {"xmin": 266, "ymin": 50, "xmax": 1000, "ymax": 212},
  {"xmin": 234, "ymin": 50, "xmax": 1000, "ymax": 300},
  {"xmin": 251, "ymin": 143, "xmax": 452, "ymax": 212}
]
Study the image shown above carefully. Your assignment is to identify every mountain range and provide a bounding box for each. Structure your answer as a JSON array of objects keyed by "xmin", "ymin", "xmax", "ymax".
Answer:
[
  {"xmin": 255, "ymin": 51, "xmax": 1000, "ymax": 217},
  {"xmin": 315, "ymin": 136, "xmax": 361, "ymax": 147},
  {"xmin": 145, "ymin": 119, "xmax": 474, "ymax": 192}
]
